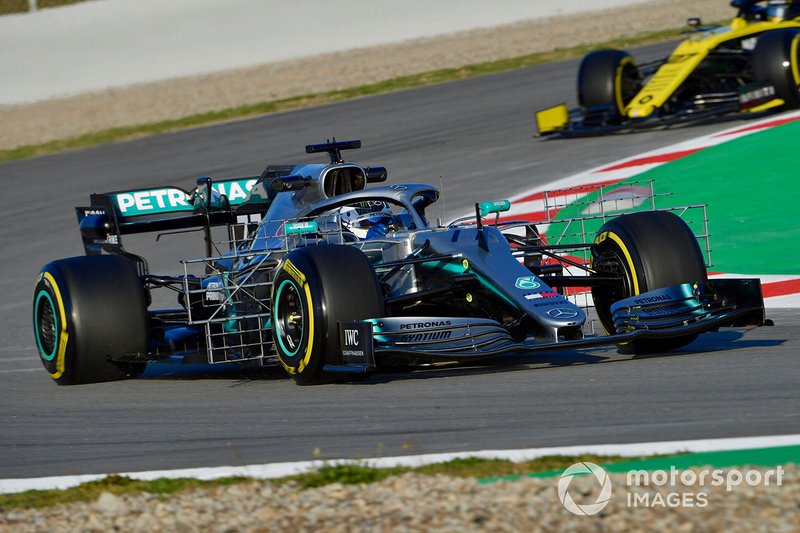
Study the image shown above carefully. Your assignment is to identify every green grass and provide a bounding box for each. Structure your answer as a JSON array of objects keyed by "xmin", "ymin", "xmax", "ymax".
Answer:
[
  {"xmin": 0, "ymin": 454, "xmax": 633, "ymax": 511},
  {"xmin": 0, "ymin": 474, "xmax": 250, "ymax": 510},
  {"xmin": 0, "ymin": 26, "xmax": 685, "ymax": 163},
  {"xmin": 0, "ymin": 0, "xmax": 88, "ymax": 15}
]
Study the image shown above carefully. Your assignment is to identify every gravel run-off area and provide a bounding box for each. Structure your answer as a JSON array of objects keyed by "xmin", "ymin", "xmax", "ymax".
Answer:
[
  {"xmin": 1, "ymin": 466, "xmax": 797, "ymax": 532},
  {"xmin": 0, "ymin": 0, "xmax": 732, "ymax": 150}
]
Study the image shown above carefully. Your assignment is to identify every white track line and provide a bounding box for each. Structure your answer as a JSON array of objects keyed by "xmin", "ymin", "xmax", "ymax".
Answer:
[
  {"xmin": 0, "ymin": 368, "xmax": 41, "ymax": 374},
  {"xmin": 2, "ymin": 434, "xmax": 798, "ymax": 495}
]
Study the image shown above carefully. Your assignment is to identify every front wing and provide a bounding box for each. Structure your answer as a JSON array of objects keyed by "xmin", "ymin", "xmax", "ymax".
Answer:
[
  {"xmin": 332, "ymin": 279, "xmax": 764, "ymax": 370},
  {"xmin": 535, "ymin": 102, "xmax": 751, "ymax": 138},
  {"xmin": 535, "ymin": 87, "xmax": 783, "ymax": 138}
]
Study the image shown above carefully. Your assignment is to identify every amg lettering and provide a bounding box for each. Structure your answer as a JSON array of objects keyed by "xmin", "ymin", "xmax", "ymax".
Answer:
[{"xmin": 399, "ymin": 320, "xmax": 453, "ymax": 330}]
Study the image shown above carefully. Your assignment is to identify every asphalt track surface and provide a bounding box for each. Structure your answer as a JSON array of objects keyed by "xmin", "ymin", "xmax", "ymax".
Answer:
[{"xmin": 1, "ymin": 42, "xmax": 798, "ymax": 480}]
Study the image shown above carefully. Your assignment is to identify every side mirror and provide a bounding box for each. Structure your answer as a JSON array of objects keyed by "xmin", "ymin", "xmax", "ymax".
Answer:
[
  {"xmin": 365, "ymin": 166, "xmax": 388, "ymax": 183},
  {"xmin": 271, "ymin": 174, "xmax": 311, "ymax": 192},
  {"xmin": 478, "ymin": 200, "xmax": 511, "ymax": 217}
]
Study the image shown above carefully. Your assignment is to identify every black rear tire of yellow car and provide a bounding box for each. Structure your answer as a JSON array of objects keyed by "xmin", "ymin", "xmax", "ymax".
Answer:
[
  {"xmin": 33, "ymin": 255, "xmax": 148, "ymax": 385},
  {"xmin": 753, "ymin": 28, "xmax": 800, "ymax": 108},
  {"xmin": 271, "ymin": 244, "xmax": 384, "ymax": 385},
  {"xmin": 578, "ymin": 49, "xmax": 641, "ymax": 122},
  {"xmin": 590, "ymin": 211, "xmax": 708, "ymax": 355}
]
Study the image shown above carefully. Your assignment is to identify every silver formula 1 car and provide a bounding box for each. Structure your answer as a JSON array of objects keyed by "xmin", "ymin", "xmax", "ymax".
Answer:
[{"xmin": 33, "ymin": 140, "xmax": 765, "ymax": 385}]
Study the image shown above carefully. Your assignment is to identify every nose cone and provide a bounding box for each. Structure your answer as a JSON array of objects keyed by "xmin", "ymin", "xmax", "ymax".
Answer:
[{"xmin": 628, "ymin": 104, "xmax": 656, "ymax": 119}]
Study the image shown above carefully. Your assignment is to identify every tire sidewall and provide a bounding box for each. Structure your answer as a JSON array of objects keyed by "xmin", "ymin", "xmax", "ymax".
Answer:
[
  {"xmin": 754, "ymin": 29, "xmax": 800, "ymax": 107},
  {"xmin": 271, "ymin": 254, "xmax": 325, "ymax": 383},
  {"xmin": 590, "ymin": 230, "xmax": 637, "ymax": 334},
  {"xmin": 32, "ymin": 256, "xmax": 148, "ymax": 385},
  {"xmin": 270, "ymin": 245, "xmax": 384, "ymax": 384},
  {"xmin": 33, "ymin": 266, "xmax": 75, "ymax": 384},
  {"xmin": 578, "ymin": 49, "xmax": 639, "ymax": 118}
]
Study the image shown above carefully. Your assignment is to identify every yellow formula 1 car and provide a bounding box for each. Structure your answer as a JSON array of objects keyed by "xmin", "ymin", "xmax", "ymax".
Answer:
[{"xmin": 536, "ymin": 0, "xmax": 800, "ymax": 136}]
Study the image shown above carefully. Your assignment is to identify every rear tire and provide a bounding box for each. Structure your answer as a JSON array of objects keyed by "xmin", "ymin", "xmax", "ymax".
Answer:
[
  {"xmin": 578, "ymin": 49, "xmax": 641, "ymax": 122},
  {"xmin": 33, "ymin": 255, "xmax": 148, "ymax": 385},
  {"xmin": 271, "ymin": 245, "xmax": 384, "ymax": 384},
  {"xmin": 753, "ymin": 28, "xmax": 800, "ymax": 108},
  {"xmin": 590, "ymin": 211, "xmax": 707, "ymax": 354}
]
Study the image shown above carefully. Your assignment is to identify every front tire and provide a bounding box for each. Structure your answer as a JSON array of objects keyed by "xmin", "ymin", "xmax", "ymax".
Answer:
[
  {"xmin": 271, "ymin": 245, "xmax": 384, "ymax": 384},
  {"xmin": 33, "ymin": 255, "xmax": 148, "ymax": 385},
  {"xmin": 578, "ymin": 49, "xmax": 641, "ymax": 122},
  {"xmin": 753, "ymin": 29, "xmax": 800, "ymax": 108},
  {"xmin": 590, "ymin": 211, "xmax": 707, "ymax": 354}
]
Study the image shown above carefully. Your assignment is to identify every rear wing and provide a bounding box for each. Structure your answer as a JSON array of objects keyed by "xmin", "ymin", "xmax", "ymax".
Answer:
[{"xmin": 75, "ymin": 176, "xmax": 268, "ymax": 266}]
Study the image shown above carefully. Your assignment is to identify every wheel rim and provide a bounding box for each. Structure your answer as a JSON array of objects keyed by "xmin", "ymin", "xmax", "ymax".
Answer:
[
  {"xmin": 34, "ymin": 290, "xmax": 58, "ymax": 361},
  {"xmin": 790, "ymin": 33, "xmax": 800, "ymax": 89},
  {"xmin": 615, "ymin": 60, "xmax": 640, "ymax": 113},
  {"xmin": 274, "ymin": 279, "xmax": 304, "ymax": 358},
  {"xmin": 592, "ymin": 250, "xmax": 634, "ymax": 332}
]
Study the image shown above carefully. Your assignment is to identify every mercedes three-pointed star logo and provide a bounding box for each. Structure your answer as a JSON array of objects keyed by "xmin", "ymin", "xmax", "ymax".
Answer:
[{"xmin": 547, "ymin": 308, "xmax": 579, "ymax": 319}]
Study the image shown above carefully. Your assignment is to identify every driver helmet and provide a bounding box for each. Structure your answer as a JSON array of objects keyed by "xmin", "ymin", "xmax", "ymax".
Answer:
[
  {"xmin": 767, "ymin": 0, "xmax": 790, "ymax": 19},
  {"xmin": 339, "ymin": 201, "xmax": 393, "ymax": 239}
]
